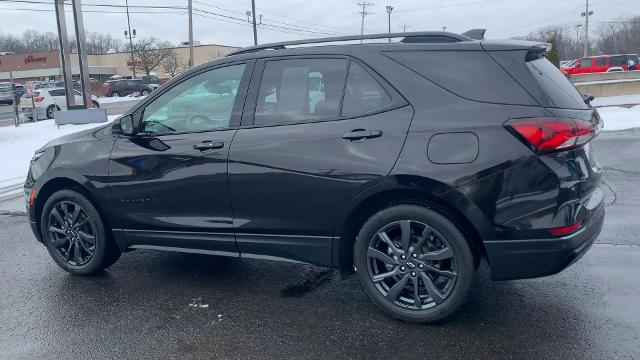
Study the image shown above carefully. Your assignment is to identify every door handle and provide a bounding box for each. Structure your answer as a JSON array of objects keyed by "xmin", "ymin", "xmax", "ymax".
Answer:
[
  {"xmin": 341, "ymin": 129, "xmax": 383, "ymax": 141},
  {"xmin": 193, "ymin": 141, "xmax": 224, "ymax": 151}
]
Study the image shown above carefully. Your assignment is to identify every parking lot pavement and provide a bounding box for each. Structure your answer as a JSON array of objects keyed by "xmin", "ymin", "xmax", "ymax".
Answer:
[{"xmin": 1, "ymin": 130, "xmax": 639, "ymax": 359}]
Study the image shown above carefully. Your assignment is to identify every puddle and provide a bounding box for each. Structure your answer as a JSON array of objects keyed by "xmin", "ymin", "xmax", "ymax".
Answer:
[{"xmin": 280, "ymin": 267, "xmax": 336, "ymax": 298}]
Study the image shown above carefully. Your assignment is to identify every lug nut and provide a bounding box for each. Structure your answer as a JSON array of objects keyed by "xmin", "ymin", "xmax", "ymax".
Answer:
[
  {"xmin": 419, "ymin": 264, "xmax": 424, "ymax": 269},
  {"xmin": 411, "ymin": 272, "xmax": 416, "ymax": 277},
  {"xmin": 400, "ymin": 255, "xmax": 406, "ymax": 260},
  {"xmin": 400, "ymin": 266, "xmax": 406, "ymax": 272},
  {"xmin": 412, "ymin": 253, "xmax": 417, "ymax": 258}
]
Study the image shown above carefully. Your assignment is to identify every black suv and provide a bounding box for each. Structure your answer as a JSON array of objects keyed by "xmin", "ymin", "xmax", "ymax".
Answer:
[
  {"xmin": 25, "ymin": 31, "xmax": 604, "ymax": 323},
  {"xmin": 103, "ymin": 79, "xmax": 155, "ymax": 97}
]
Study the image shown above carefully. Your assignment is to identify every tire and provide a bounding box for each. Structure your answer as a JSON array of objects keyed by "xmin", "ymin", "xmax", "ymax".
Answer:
[
  {"xmin": 141, "ymin": 89, "xmax": 150, "ymax": 96},
  {"xmin": 92, "ymin": 100, "xmax": 100, "ymax": 108},
  {"xmin": 111, "ymin": 91, "xmax": 120, "ymax": 97},
  {"xmin": 46, "ymin": 105, "xmax": 56, "ymax": 119},
  {"xmin": 40, "ymin": 189, "xmax": 121, "ymax": 275},
  {"xmin": 353, "ymin": 204, "xmax": 475, "ymax": 323}
]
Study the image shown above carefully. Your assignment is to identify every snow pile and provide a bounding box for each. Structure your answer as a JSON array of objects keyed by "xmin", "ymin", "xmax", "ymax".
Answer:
[
  {"xmin": 598, "ymin": 106, "xmax": 640, "ymax": 131},
  {"xmin": 0, "ymin": 116, "xmax": 118, "ymax": 188},
  {"xmin": 592, "ymin": 94, "xmax": 640, "ymax": 107},
  {"xmin": 96, "ymin": 95, "xmax": 145, "ymax": 104}
]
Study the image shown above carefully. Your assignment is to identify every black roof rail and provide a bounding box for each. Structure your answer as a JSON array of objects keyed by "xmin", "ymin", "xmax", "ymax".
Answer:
[{"xmin": 226, "ymin": 31, "xmax": 477, "ymax": 57}]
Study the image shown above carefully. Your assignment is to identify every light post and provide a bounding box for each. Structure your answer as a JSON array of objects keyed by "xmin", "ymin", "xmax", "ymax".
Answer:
[
  {"xmin": 386, "ymin": 5, "xmax": 393, "ymax": 42},
  {"xmin": 124, "ymin": 0, "xmax": 136, "ymax": 77},
  {"xmin": 246, "ymin": 9, "xmax": 262, "ymax": 45}
]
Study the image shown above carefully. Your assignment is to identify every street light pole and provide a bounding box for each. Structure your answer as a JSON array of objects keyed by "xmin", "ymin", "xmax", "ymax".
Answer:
[
  {"xmin": 251, "ymin": 0, "xmax": 258, "ymax": 45},
  {"xmin": 386, "ymin": 5, "xmax": 393, "ymax": 42},
  {"xmin": 125, "ymin": 0, "xmax": 136, "ymax": 77},
  {"xmin": 581, "ymin": 0, "xmax": 593, "ymax": 57},
  {"xmin": 188, "ymin": 0, "xmax": 194, "ymax": 68}
]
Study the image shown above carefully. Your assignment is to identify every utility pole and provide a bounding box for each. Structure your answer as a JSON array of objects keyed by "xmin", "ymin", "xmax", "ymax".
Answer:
[
  {"xmin": 358, "ymin": 2, "xmax": 373, "ymax": 43},
  {"xmin": 581, "ymin": 0, "xmax": 593, "ymax": 57},
  {"xmin": 188, "ymin": 0, "xmax": 194, "ymax": 67},
  {"xmin": 386, "ymin": 5, "xmax": 393, "ymax": 42},
  {"xmin": 124, "ymin": 0, "xmax": 136, "ymax": 78},
  {"xmin": 9, "ymin": 71, "xmax": 19, "ymax": 127},
  {"xmin": 251, "ymin": 0, "xmax": 258, "ymax": 45}
]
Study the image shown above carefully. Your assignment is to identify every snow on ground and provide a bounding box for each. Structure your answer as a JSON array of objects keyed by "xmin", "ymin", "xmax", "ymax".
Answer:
[
  {"xmin": 96, "ymin": 95, "xmax": 145, "ymax": 104},
  {"xmin": 592, "ymin": 94, "xmax": 640, "ymax": 107},
  {"xmin": 0, "ymin": 115, "xmax": 119, "ymax": 188},
  {"xmin": 598, "ymin": 105, "xmax": 640, "ymax": 131}
]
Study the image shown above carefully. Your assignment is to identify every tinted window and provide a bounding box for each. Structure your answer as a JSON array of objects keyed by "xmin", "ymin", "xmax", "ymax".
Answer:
[
  {"xmin": 141, "ymin": 63, "xmax": 245, "ymax": 134},
  {"xmin": 49, "ymin": 89, "xmax": 65, "ymax": 97},
  {"xmin": 580, "ymin": 58, "xmax": 592, "ymax": 67},
  {"xmin": 611, "ymin": 56, "xmax": 626, "ymax": 66},
  {"xmin": 596, "ymin": 57, "xmax": 607, "ymax": 66},
  {"xmin": 526, "ymin": 58, "xmax": 588, "ymax": 110},
  {"xmin": 341, "ymin": 63, "xmax": 392, "ymax": 117},
  {"xmin": 386, "ymin": 51, "xmax": 537, "ymax": 106},
  {"xmin": 255, "ymin": 58, "xmax": 348, "ymax": 125}
]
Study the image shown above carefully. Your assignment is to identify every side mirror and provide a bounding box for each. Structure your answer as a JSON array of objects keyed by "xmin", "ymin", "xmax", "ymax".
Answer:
[
  {"xmin": 584, "ymin": 94, "xmax": 595, "ymax": 105},
  {"xmin": 112, "ymin": 115, "xmax": 135, "ymax": 135}
]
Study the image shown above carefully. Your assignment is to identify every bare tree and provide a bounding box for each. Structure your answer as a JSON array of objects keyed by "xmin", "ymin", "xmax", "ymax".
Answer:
[
  {"xmin": 130, "ymin": 37, "xmax": 176, "ymax": 76},
  {"xmin": 520, "ymin": 25, "xmax": 586, "ymax": 60},
  {"xmin": 162, "ymin": 50, "xmax": 186, "ymax": 78},
  {"xmin": 596, "ymin": 17, "xmax": 640, "ymax": 55}
]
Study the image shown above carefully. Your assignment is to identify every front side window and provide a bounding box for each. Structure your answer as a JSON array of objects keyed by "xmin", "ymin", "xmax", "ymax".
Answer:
[
  {"xmin": 255, "ymin": 58, "xmax": 348, "ymax": 125},
  {"xmin": 141, "ymin": 63, "xmax": 246, "ymax": 134},
  {"xmin": 341, "ymin": 62, "xmax": 392, "ymax": 117},
  {"xmin": 580, "ymin": 58, "xmax": 592, "ymax": 67}
]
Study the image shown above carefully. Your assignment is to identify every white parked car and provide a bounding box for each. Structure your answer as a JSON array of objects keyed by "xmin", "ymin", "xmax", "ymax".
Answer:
[{"xmin": 20, "ymin": 87, "xmax": 100, "ymax": 120}]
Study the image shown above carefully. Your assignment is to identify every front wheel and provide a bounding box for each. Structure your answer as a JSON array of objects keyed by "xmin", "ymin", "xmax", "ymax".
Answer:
[
  {"xmin": 354, "ymin": 204, "xmax": 475, "ymax": 323},
  {"xmin": 40, "ymin": 189, "xmax": 121, "ymax": 275},
  {"xmin": 141, "ymin": 89, "xmax": 150, "ymax": 96}
]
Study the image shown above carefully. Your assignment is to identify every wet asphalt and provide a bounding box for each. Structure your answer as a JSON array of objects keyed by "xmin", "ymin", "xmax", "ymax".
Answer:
[{"xmin": 1, "ymin": 129, "xmax": 639, "ymax": 359}]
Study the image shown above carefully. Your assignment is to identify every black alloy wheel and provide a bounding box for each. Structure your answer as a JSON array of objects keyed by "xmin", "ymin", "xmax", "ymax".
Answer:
[
  {"xmin": 354, "ymin": 205, "xmax": 474, "ymax": 323},
  {"xmin": 367, "ymin": 220, "xmax": 457, "ymax": 310},
  {"xmin": 47, "ymin": 200, "xmax": 96, "ymax": 266}
]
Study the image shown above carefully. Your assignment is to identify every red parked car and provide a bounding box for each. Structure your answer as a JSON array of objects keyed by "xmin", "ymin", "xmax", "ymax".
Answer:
[{"xmin": 562, "ymin": 54, "xmax": 640, "ymax": 76}]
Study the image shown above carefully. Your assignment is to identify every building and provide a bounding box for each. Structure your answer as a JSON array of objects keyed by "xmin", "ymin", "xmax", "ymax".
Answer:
[{"xmin": 0, "ymin": 43, "xmax": 238, "ymax": 85}]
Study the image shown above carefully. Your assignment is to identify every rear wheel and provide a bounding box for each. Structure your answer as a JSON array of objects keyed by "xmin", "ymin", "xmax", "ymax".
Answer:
[
  {"xmin": 40, "ymin": 189, "xmax": 121, "ymax": 275},
  {"xmin": 45, "ymin": 105, "xmax": 56, "ymax": 119},
  {"xmin": 354, "ymin": 204, "xmax": 474, "ymax": 323},
  {"xmin": 141, "ymin": 89, "xmax": 150, "ymax": 96}
]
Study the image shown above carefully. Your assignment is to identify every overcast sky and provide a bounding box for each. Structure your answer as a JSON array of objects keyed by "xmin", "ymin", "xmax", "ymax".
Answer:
[{"xmin": 0, "ymin": 0, "xmax": 635, "ymax": 48}]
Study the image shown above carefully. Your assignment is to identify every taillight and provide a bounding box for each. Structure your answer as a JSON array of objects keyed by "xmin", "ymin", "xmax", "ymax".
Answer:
[
  {"xmin": 549, "ymin": 221, "xmax": 583, "ymax": 236},
  {"xmin": 504, "ymin": 118, "xmax": 597, "ymax": 154},
  {"xmin": 33, "ymin": 96, "xmax": 45, "ymax": 102}
]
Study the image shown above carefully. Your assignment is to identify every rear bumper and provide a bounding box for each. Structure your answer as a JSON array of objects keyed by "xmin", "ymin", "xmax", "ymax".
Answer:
[{"xmin": 484, "ymin": 190, "xmax": 604, "ymax": 280}]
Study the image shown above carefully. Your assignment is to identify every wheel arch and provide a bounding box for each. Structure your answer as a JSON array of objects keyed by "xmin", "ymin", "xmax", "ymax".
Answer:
[
  {"xmin": 334, "ymin": 175, "xmax": 492, "ymax": 274},
  {"xmin": 34, "ymin": 176, "xmax": 113, "ymax": 243}
]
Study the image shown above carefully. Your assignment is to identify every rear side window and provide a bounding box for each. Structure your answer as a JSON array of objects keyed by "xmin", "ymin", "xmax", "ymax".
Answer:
[
  {"xmin": 385, "ymin": 51, "xmax": 537, "ymax": 106},
  {"xmin": 526, "ymin": 58, "xmax": 588, "ymax": 110},
  {"xmin": 341, "ymin": 63, "xmax": 392, "ymax": 117},
  {"xmin": 49, "ymin": 89, "xmax": 65, "ymax": 97},
  {"xmin": 596, "ymin": 57, "xmax": 607, "ymax": 66},
  {"xmin": 255, "ymin": 58, "xmax": 348, "ymax": 125},
  {"xmin": 611, "ymin": 56, "xmax": 626, "ymax": 66}
]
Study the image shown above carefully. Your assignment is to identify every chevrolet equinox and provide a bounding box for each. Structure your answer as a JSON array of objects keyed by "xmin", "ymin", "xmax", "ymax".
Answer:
[{"xmin": 25, "ymin": 30, "xmax": 604, "ymax": 323}]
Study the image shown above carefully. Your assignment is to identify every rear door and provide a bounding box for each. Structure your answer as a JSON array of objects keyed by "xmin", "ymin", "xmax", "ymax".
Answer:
[
  {"xmin": 109, "ymin": 62, "xmax": 252, "ymax": 253},
  {"xmin": 228, "ymin": 56, "xmax": 413, "ymax": 266},
  {"xmin": 594, "ymin": 57, "xmax": 608, "ymax": 73}
]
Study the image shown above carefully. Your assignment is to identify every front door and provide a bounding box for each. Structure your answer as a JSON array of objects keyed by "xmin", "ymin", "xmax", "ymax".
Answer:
[
  {"xmin": 109, "ymin": 62, "xmax": 251, "ymax": 254},
  {"xmin": 228, "ymin": 57, "xmax": 413, "ymax": 266}
]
